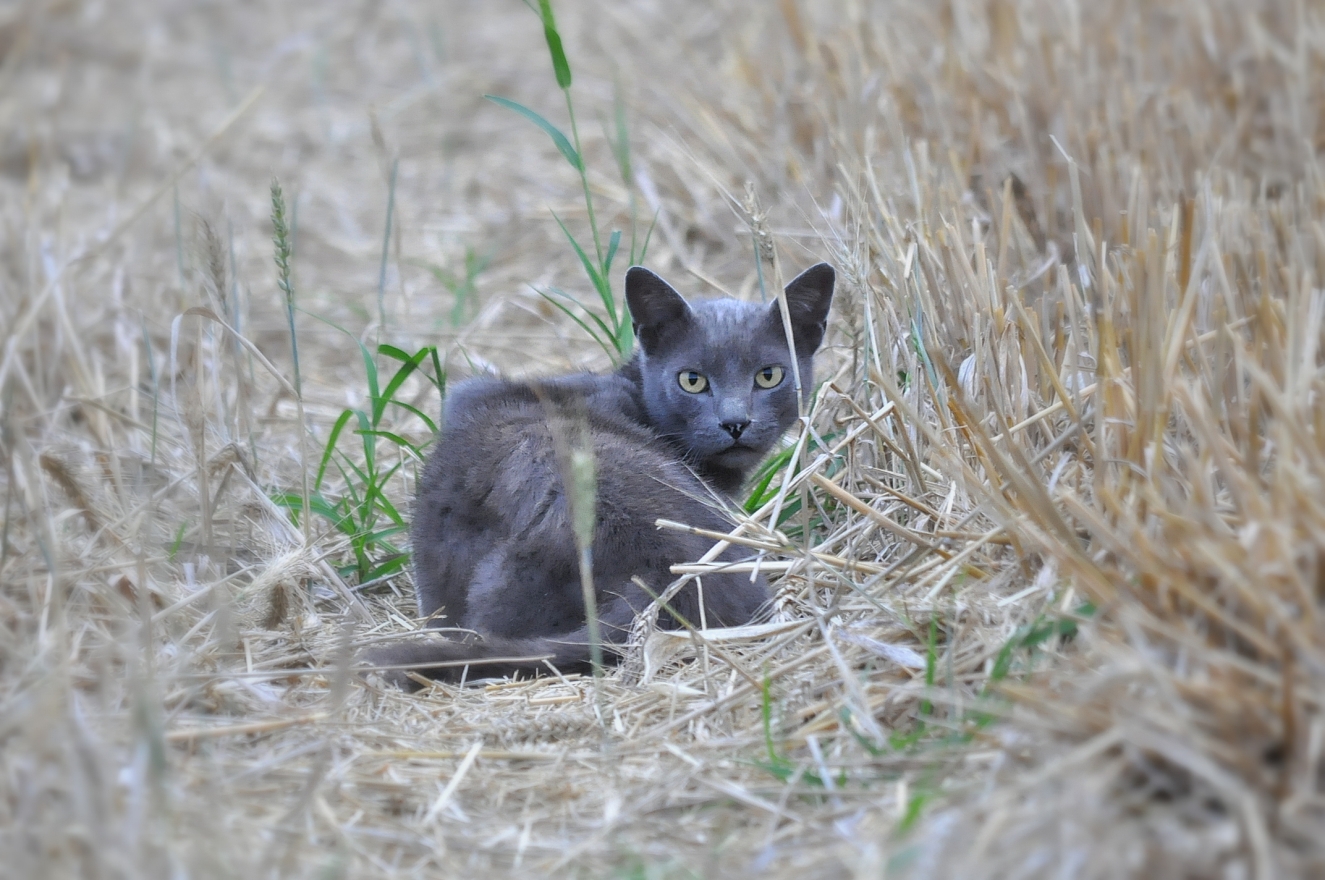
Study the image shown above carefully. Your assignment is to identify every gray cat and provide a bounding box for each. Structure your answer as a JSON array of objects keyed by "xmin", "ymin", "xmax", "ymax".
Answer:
[{"xmin": 367, "ymin": 263, "xmax": 834, "ymax": 688}]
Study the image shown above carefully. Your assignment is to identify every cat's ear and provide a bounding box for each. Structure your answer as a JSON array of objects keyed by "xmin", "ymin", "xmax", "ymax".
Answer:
[
  {"xmin": 772, "ymin": 262, "xmax": 835, "ymax": 356},
  {"xmin": 626, "ymin": 267, "xmax": 693, "ymax": 355}
]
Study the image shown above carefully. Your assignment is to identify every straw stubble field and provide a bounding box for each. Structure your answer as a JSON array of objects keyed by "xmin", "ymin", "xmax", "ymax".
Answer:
[{"xmin": 2, "ymin": 0, "xmax": 1323, "ymax": 876}]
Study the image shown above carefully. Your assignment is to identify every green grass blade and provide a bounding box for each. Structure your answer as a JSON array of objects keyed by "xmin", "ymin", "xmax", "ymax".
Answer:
[
  {"xmin": 604, "ymin": 229, "xmax": 621, "ymax": 276},
  {"xmin": 365, "ymin": 523, "xmax": 409, "ymax": 543},
  {"xmin": 381, "ymin": 408, "xmax": 437, "ymax": 442},
  {"xmin": 426, "ymin": 346, "xmax": 446, "ymax": 394},
  {"xmin": 536, "ymin": 0, "xmax": 572, "ymax": 89},
  {"xmin": 378, "ymin": 347, "xmax": 427, "ymax": 406},
  {"xmin": 362, "ymin": 455, "xmax": 403, "ymax": 486},
  {"xmin": 921, "ymin": 617, "xmax": 938, "ymax": 718},
  {"xmin": 307, "ymin": 495, "xmax": 353, "ymax": 533},
  {"xmin": 334, "ymin": 456, "xmax": 369, "ymax": 502},
  {"xmin": 358, "ymin": 428, "xmax": 423, "ymax": 453},
  {"xmin": 743, "ymin": 467, "xmax": 781, "ymax": 513},
  {"xmin": 269, "ymin": 493, "xmax": 301, "ymax": 517},
  {"xmin": 615, "ymin": 316, "xmax": 633, "ymax": 358},
  {"xmin": 537, "ymin": 290, "xmax": 613, "ymax": 357},
  {"xmin": 633, "ymin": 207, "xmax": 660, "ymax": 267},
  {"xmin": 485, "ymin": 95, "xmax": 582, "ymax": 172},
  {"xmin": 368, "ymin": 495, "xmax": 406, "ymax": 528},
  {"xmin": 364, "ymin": 553, "xmax": 410, "ymax": 582},
  {"xmin": 377, "ymin": 343, "xmax": 415, "ymax": 363},
  {"xmin": 384, "ymin": 341, "xmax": 445, "ymax": 395},
  {"xmin": 743, "ymin": 445, "xmax": 797, "ymax": 512},
  {"xmin": 315, "ymin": 409, "xmax": 355, "ymax": 490},
  {"xmin": 551, "ymin": 212, "xmax": 607, "ymax": 303},
  {"xmin": 378, "ymin": 364, "xmax": 419, "ymax": 408},
  {"xmin": 352, "ymin": 338, "xmax": 382, "ymax": 424},
  {"xmin": 370, "ymin": 490, "xmax": 406, "ymax": 525},
  {"xmin": 642, "ymin": 208, "xmax": 659, "ymax": 257},
  {"xmin": 382, "ymin": 403, "xmax": 437, "ymax": 438},
  {"xmin": 361, "ymin": 466, "xmax": 405, "ymax": 525},
  {"xmin": 353, "ymin": 409, "xmax": 375, "ymax": 472},
  {"xmin": 275, "ymin": 491, "xmax": 353, "ymax": 536},
  {"xmin": 544, "ymin": 286, "xmax": 617, "ymax": 344},
  {"xmin": 897, "ymin": 791, "xmax": 930, "ymax": 834}
]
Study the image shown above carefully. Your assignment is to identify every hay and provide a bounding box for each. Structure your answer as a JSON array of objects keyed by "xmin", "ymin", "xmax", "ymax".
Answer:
[{"xmin": 2, "ymin": 0, "xmax": 1322, "ymax": 876}]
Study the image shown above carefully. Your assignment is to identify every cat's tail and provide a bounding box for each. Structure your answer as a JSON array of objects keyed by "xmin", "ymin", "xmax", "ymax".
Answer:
[{"xmin": 362, "ymin": 629, "xmax": 617, "ymax": 691}]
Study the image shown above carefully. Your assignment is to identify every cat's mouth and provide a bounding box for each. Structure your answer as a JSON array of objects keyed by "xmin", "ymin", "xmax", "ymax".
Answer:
[{"xmin": 711, "ymin": 441, "xmax": 762, "ymax": 465}]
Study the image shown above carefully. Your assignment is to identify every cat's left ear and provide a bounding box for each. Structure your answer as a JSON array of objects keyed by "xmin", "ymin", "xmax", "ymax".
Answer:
[
  {"xmin": 626, "ymin": 266, "xmax": 693, "ymax": 355},
  {"xmin": 773, "ymin": 262, "xmax": 835, "ymax": 356}
]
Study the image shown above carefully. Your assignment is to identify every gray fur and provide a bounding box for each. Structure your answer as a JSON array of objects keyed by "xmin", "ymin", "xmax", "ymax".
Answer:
[{"xmin": 366, "ymin": 263, "xmax": 834, "ymax": 688}]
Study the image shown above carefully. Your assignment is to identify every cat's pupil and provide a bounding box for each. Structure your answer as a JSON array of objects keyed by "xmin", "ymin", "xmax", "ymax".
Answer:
[{"xmin": 678, "ymin": 371, "xmax": 708, "ymax": 393}]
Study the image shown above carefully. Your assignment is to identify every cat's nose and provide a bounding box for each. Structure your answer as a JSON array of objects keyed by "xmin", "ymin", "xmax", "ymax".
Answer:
[
  {"xmin": 721, "ymin": 418, "xmax": 750, "ymax": 440},
  {"xmin": 719, "ymin": 399, "xmax": 751, "ymax": 440}
]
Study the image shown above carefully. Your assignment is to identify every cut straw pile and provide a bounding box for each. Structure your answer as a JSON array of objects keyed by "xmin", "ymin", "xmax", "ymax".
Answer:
[{"xmin": 2, "ymin": 0, "xmax": 1322, "ymax": 876}]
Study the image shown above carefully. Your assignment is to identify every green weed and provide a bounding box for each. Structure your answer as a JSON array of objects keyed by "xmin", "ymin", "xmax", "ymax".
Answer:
[
  {"xmin": 268, "ymin": 173, "xmax": 446, "ymax": 585},
  {"xmin": 411, "ymin": 246, "xmax": 491, "ymax": 328},
  {"xmin": 167, "ymin": 521, "xmax": 187, "ymax": 562},
  {"xmin": 920, "ymin": 616, "xmax": 937, "ymax": 717},
  {"xmin": 486, "ymin": 0, "xmax": 653, "ymax": 361},
  {"xmin": 270, "ymin": 178, "xmax": 312, "ymax": 534},
  {"xmin": 842, "ymin": 602, "xmax": 1096, "ymax": 769},
  {"xmin": 896, "ymin": 788, "xmax": 931, "ymax": 834},
  {"xmin": 872, "ymin": 604, "xmax": 1093, "ymax": 835},
  {"xmin": 743, "ymin": 431, "xmax": 844, "ymax": 517},
  {"xmin": 274, "ymin": 333, "xmax": 445, "ymax": 584},
  {"xmin": 754, "ymin": 676, "xmax": 843, "ymax": 790},
  {"xmin": 985, "ymin": 602, "xmax": 1093, "ymax": 691}
]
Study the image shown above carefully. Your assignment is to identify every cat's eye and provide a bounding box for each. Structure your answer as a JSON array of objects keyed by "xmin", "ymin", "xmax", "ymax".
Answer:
[
  {"xmin": 754, "ymin": 365, "xmax": 785, "ymax": 388},
  {"xmin": 678, "ymin": 370, "xmax": 709, "ymax": 393}
]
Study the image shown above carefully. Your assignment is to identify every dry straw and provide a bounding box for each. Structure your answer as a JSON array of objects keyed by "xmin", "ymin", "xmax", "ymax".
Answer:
[{"xmin": 1, "ymin": 0, "xmax": 1321, "ymax": 877}]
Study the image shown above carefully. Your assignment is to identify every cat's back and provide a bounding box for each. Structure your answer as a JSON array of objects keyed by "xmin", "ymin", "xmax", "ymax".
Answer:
[
  {"xmin": 435, "ymin": 370, "xmax": 650, "ymax": 474},
  {"xmin": 418, "ymin": 370, "xmax": 714, "ymax": 522},
  {"xmin": 443, "ymin": 370, "xmax": 643, "ymax": 433}
]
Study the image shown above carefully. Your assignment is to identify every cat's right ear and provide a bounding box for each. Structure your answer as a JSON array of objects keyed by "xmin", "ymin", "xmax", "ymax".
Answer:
[
  {"xmin": 625, "ymin": 267, "xmax": 692, "ymax": 355},
  {"xmin": 776, "ymin": 262, "xmax": 835, "ymax": 356}
]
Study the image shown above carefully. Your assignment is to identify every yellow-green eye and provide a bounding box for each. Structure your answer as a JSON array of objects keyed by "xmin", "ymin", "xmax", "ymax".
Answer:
[
  {"xmin": 678, "ymin": 370, "xmax": 708, "ymax": 393},
  {"xmin": 755, "ymin": 365, "xmax": 785, "ymax": 388}
]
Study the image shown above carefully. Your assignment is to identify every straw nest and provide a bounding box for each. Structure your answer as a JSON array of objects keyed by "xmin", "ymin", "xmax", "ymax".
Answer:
[{"xmin": 2, "ymin": 0, "xmax": 1322, "ymax": 876}]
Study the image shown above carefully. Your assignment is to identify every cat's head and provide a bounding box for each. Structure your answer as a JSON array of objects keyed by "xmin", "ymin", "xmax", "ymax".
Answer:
[{"xmin": 624, "ymin": 263, "xmax": 835, "ymax": 489}]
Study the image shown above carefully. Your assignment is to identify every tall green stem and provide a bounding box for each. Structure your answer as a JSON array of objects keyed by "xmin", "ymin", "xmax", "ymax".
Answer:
[
  {"xmin": 564, "ymin": 90, "xmax": 603, "ymax": 271},
  {"xmin": 271, "ymin": 179, "xmax": 311, "ymax": 537}
]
